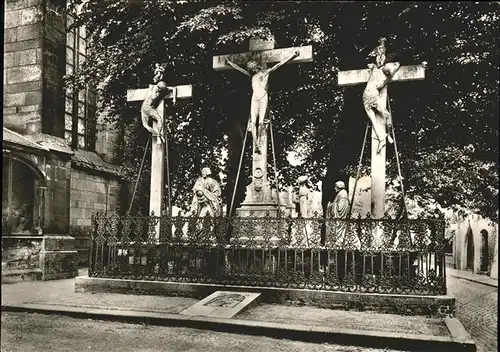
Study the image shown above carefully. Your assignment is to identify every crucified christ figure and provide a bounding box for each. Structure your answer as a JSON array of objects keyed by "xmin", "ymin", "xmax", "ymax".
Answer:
[{"xmin": 225, "ymin": 51, "xmax": 300, "ymax": 151}]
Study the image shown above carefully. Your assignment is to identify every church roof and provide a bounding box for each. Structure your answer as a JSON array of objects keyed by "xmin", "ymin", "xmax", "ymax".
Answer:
[
  {"xmin": 72, "ymin": 148, "xmax": 121, "ymax": 176},
  {"xmin": 3, "ymin": 128, "xmax": 50, "ymax": 152}
]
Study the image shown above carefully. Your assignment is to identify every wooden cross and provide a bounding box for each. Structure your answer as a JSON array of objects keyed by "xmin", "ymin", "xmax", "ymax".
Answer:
[
  {"xmin": 213, "ymin": 38, "xmax": 313, "ymax": 212},
  {"xmin": 338, "ymin": 59, "xmax": 425, "ymax": 219},
  {"xmin": 127, "ymin": 84, "xmax": 192, "ymax": 238}
]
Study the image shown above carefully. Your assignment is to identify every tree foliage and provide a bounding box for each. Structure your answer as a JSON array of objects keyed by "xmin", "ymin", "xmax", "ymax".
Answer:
[{"xmin": 67, "ymin": 1, "xmax": 499, "ymax": 220}]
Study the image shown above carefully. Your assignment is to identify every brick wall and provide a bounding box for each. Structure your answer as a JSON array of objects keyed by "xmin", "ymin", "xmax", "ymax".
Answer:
[
  {"xmin": 70, "ymin": 169, "xmax": 120, "ymax": 266},
  {"xmin": 96, "ymin": 109, "xmax": 119, "ymax": 164},
  {"xmin": 95, "ymin": 123, "xmax": 119, "ymax": 164},
  {"xmin": 42, "ymin": 0, "xmax": 66, "ymax": 136},
  {"xmin": 44, "ymin": 153, "xmax": 72, "ymax": 233},
  {"xmin": 4, "ymin": 0, "xmax": 65, "ymax": 136},
  {"xmin": 70, "ymin": 170, "xmax": 120, "ymax": 228},
  {"xmin": 4, "ymin": 0, "xmax": 44, "ymax": 134}
]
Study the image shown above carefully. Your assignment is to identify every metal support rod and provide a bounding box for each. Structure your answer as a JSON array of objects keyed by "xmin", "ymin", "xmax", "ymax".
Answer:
[
  {"xmin": 127, "ymin": 137, "xmax": 151, "ymax": 214},
  {"xmin": 269, "ymin": 113, "xmax": 281, "ymax": 218},
  {"xmin": 164, "ymin": 121, "xmax": 172, "ymax": 218},
  {"xmin": 228, "ymin": 117, "xmax": 250, "ymax": 219},
  {"xmin": 348, "ymin": 123, "xmax": 370, "ymax": 218}
]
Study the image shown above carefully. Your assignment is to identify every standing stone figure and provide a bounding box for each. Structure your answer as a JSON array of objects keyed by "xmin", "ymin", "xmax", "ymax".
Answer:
[
  {"xmin": 140, "ymin": 81, "xmax": 172, "ymax": 144},
  {"xmin": 225, "ymin": 51, "xmax": 300, "ymax": 149},
  {"xmin": 327, "ymin": 181, "xmax": 350, "ymax": 219},
  {"xmin": 190, "ymin": 167, "xmax": 222, "ymax": 217},
  {"xmin": 297, "ymin": 176, "xmax": 311, "ymax": 218},
  {"xmin": 362, "ymin": 39, "xmax": 401, "ymax": 154},
  {"xmin": 326, "ymin": 181, "xmax": 356, "ymax": 247}
]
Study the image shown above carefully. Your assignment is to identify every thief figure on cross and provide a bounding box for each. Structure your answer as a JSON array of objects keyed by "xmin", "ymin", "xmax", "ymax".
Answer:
[
  {"xmin": 225, "ymin": 50, "xmax": 300, "ymax": 152},
  {"xmin": 362, "ymin": 38, "xmax": 400, "ymax": 154},
  {"xmin": 140, "ymin": 64, "xmax": 177, "ymax": 145}
]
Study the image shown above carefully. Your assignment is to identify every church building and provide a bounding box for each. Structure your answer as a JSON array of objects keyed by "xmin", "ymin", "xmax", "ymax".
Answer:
[{"xmin": 3, "ymin": 0, "xmax": 121, "ymax": 281}]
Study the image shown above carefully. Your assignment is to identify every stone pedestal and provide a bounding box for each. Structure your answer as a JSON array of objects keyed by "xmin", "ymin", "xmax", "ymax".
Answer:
[
  {"xmin": 1, "ymin": 234, "xmax": 78, "ymax": 282},
  {"xmin": 1, "ymin": 236, "xmax": 43, "ymax": 282},
  {"xmin": 40, "ymin": 235, "xmax": 79, "ymax": 280}
]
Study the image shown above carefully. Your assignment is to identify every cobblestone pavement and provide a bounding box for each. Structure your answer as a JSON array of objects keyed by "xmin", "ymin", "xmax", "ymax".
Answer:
[
  {"xmin": 447, "ymin": 275, "xmax": 498, "ymax": 352},
  {"xmin": 1, "ymin": 312, "xmax": 403, "ymax": 352}
]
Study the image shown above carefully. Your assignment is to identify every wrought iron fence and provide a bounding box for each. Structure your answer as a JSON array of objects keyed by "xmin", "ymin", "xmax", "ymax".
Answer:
[{"xmin": 89, "ymin": 212, "xmax": 447, "ymax": 295}]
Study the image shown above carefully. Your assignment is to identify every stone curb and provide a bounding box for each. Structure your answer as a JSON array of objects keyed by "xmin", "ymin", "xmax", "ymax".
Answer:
[
  {"xmin": 1, "ymin": 303, "xmax": 476, "ymax": 352},
  {"xmin": 449, "ymin": 274, "xmax": 498, "ymax": 288}
]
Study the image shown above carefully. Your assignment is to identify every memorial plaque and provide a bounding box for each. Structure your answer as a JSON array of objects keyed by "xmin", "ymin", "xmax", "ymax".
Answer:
[
  {"xmin": 249, "ymin": 37, "xmax": 275, "ymax": 51},
  {"xmin": 180, "ymin": 291, "xmax": 261, "ymax": 318}
]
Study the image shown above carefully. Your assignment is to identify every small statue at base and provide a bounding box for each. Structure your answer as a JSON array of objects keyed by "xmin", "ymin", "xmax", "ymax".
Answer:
[
  {"xmin": 190, "ymin": 167, "xmax": 222, "ymax": 217},
  {"xmin": 327, "ymin": 181, "xmax": 350, "ymax": 219},
  {"xmin": 297, "ymin": 175, "xmax": 311, "ymax": 218}
]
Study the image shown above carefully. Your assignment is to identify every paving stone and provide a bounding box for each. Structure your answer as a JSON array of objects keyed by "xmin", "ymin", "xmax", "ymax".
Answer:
[{"xmin": 447, "ymin": 275, "xmax": 498, "ymax": 352}]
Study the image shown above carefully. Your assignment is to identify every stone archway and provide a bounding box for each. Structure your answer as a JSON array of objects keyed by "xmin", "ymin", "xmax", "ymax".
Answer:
[
  {"xmin": 2, "ymin": 152, "xmax": 46, "ymax": 234},
  {"xmin": 480, "ymin": 229, "xmax": 489, "ymax": 272},
  {"xmin": 465, "ymin": 228, "xmax": 474, "ymax": 271}
]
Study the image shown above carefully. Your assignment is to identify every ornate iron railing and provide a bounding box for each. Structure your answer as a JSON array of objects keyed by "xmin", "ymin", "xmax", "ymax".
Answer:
[{"xmin": 89, "ymin": 212, "xmax": 447, "ymax": 295}]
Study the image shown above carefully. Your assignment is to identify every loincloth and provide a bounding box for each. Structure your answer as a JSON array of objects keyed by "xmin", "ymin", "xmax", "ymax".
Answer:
[{"xmin": 362, "ymin": 90, "xmax": 379, "ymax": 109}]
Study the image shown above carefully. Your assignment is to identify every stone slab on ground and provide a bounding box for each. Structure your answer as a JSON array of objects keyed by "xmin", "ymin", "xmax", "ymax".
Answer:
[{"xmin": 180, "ymin": 291, "xmax": 261, "ymax": 318}]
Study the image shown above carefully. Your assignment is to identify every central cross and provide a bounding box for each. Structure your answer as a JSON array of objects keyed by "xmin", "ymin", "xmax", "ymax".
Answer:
[
  {"xmin": 213, "ymin": 38, "xmax": 313, "ymax": 216},
  {"xmin": 127, "ymin": 83, "xmax": 192, "ymax": 238},
  {"xmin": 338, "ymin": 42, "xmax": 425, "ymax": 219}
]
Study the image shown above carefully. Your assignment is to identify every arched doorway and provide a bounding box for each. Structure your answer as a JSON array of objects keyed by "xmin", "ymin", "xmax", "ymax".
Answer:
[
  {"xmin": 480, "ymin": 229, "xmax": 489, "ymax": 272},
  {"xmin": 465, "ymin": 228, "xmax": 474, "ymax": 271},
  {"xmin": 2, "ymin": 152, "xmax": 46, "ymax": 235}
]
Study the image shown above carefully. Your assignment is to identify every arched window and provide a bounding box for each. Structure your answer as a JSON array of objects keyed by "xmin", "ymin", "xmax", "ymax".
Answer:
[
  {"xmin": 480, "ymin": 229, "xmax": 489, "ymax": 272},
  {"xmin": 64, "ymin": 10, "xmax": 97, "ymax": 151},
  {"xmin": 465, "ymin": 228, "xmax": 474, "ymax": 271},
  {"xmin": 2, "ymin": 152, "xmax": 46, "ymax": 235}
]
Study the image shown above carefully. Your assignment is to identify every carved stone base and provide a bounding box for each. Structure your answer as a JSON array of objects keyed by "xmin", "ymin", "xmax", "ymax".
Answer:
[
  {"xmin": 242, "ymin": 180, "xmax": 274, "ymax": 204},
  {"xmin": 235, "ymin": 179, "xmax": 280, "ymax": 218},
  {"xmin": 40, "ymin": 235, "xmax": 79, "ymax": 280},
  {"xmin": 235, "ymin": 203, "xmax": 280, "ymax": 218},
  {"xmin": 1, "ymin": 235, "xmax": 79, "ymax": 282}
]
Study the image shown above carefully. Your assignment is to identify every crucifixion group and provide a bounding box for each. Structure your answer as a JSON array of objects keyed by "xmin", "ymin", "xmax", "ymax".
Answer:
[{"xmin": 127, "ymin": 37, "xmax": 426, "ymax": 226}]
